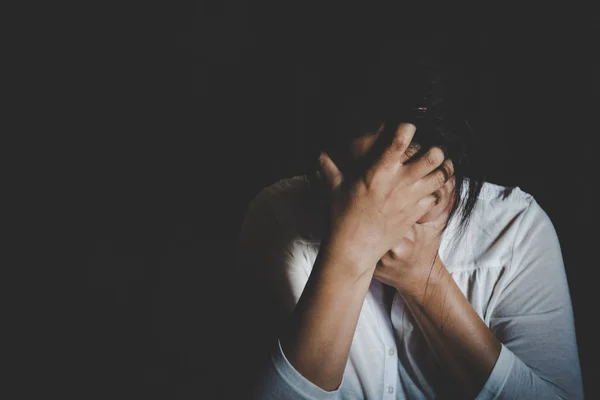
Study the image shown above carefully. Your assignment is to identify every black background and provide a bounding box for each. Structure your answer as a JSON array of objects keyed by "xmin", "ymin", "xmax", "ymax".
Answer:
[{"xmin": 84, "ymin": 3, "xmax": 598, "ymax": 399}]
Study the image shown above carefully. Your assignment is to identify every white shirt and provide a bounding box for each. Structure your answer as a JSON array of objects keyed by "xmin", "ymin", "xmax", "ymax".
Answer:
[{"xmin": 237, "ymin": 176, "xmax": 583, "ymax": 399}]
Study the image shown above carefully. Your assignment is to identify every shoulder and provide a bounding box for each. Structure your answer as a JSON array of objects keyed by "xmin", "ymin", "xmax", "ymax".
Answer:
[
  {"xmin": 444, "ymin": 181, "xmax": 552, "ymax": 268},
  {"xmin": 475, "ymin": 181, "xmax": 532, "ymax": 207},
  {"xmin": 248, "ymin": 175, "xmax": 313, "ymax": 208},
  {"xmin": 472, "ymin": 181, "xmax": 549, "ymax": 233},
  {"xmin": 240, "ymin": 175, "xmax": 324, "ymax": 243},
  {"xmin": 473, "ymin": 181, "xmax": 534, "ymax": 219}
]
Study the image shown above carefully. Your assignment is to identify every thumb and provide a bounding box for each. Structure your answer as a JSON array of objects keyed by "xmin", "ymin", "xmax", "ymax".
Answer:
[{"xmin": 317, "ymin": 152, "xmax": 343, "ymax": 190}]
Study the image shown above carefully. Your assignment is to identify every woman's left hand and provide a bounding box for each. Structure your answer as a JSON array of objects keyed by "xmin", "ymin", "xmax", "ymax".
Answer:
[{"xmin": 373, "ymin": 177, "xmax": 455, "ymax": 298}]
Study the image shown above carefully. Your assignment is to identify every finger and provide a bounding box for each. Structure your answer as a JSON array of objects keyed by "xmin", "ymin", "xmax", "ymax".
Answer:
[
  {"xmin": 372, "ymin": 123, "xmax": 417, "ymax": 171},
  {"xmin": 318, "ymin": 152, "xmax": 343, "ymax": 190},
  {"xmin": 403, "ymin": 146, "xmax": 447, "ymax": 184},
  {"xmin": 410, "ymin": 158, "xmax": 454, "ymax": 199},
  {"xmin": 414, "ymin": 193, "xmax": 438, "ymax": 220},
  {"xmin": 399, "ymin": 142, "xmax": 421, "ymax": 164},
  {"xmin": 387, "ymin": 236, "xmax": 414, "ymax": 260},
  {"xmin": 347, "ymin": 130, "xmax": 419, "ymax": 182}
]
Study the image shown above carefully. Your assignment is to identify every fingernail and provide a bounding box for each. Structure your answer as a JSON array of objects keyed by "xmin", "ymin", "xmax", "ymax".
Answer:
[
  {"xmin": 440, "ymin": 146, "xmax": 449, "ymax": 158},
  {"xmin": 400, "ymin": 122, "xmax": 417, "ymax": 132}
]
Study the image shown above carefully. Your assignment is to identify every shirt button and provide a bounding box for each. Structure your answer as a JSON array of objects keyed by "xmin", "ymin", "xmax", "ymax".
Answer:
[
  {"xmin": 388, "ymin": 348, "xmax": 395, "ymax": 356},
  {"xmin": 387, "ymin": 386, "xmax": 394, "ymax": 394}
]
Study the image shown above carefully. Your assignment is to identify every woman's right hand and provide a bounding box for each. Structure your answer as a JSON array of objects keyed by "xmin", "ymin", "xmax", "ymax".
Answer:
[{"xmin": 317, "ymin": 123, "xmax": 454, "ymax": 279}]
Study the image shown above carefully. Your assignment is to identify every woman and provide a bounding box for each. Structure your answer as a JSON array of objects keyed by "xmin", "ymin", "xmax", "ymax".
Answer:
[{"xmin": 234, "ymin": 37, "xmax": 583, "ymax": 399}]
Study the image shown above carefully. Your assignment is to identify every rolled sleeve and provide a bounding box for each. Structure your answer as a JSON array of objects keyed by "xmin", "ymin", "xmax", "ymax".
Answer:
[
  {"xmin": 253, "ymin": 340, "xmax": 343, "ymax": 400},
  {"xmin": 241, "ymin": 182, "xmax": 343, "ymax": 399},
  {"xmin": 475, "ymin": 344, "xmax": 513, "ymax": 400},
  {"xmin": 251, "ymin": 339, "xmax": 343, "ymax": 400},
  {"xmin": 479, "ymin": 199, "xmax": 583, "ymax": 399}
]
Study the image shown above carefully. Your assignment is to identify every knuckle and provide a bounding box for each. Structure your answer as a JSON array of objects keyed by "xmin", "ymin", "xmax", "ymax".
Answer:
[
  {"xmin": 364, "ymin": 170, "xmax": 379, "ymax": 189},
  {"xmin": 390, "ymin": 135, "xmax": 408, "ymax": 152},
  {"xmin": 404, "ymin": 143, "xmax": 420, "ymax": 160},
  {"xmin": 423, "ymin": 193, "xmax": 436, "ymax": 204},
  {"xmin": 364, "ymin": 172, "xmax": 388, "ymax": 196},
  {"xmin": 442, "ymin": 159, "xmax": 454, "ymax": 177},
  {"xmin": 401, "ymin": 122, "xmax": 417, "ymax": 136},
  {"xmin": 425, "ymin": 147, "xmax": 445, "ymax": 167},
  {"xmin": 360, "ymin": 176, "xmax": 374, "ymax": 194},
  {"xmin": 432, "ymin": 190, "xmax": 442, "ymax": 205},
  {"xmin": 435, "ymin": 170, "xmax": 447, "ymax": 187}
]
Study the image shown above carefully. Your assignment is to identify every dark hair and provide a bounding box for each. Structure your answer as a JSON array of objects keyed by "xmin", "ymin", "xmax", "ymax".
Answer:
[{"xmin": 303, "ymin": 36, "xmax": 485, "ymax": 234}]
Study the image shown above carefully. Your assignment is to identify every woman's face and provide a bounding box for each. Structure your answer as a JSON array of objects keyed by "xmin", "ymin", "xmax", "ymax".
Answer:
[{"xmin": 341, "ymin": 129, "xmax": 455, "ymax": 225}]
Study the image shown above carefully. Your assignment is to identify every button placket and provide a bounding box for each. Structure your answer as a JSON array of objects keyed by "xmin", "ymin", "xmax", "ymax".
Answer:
[
  {"xmin": 383, "ymin": 299, "xmax": 398, "ymax": 398},
  {"xmin": 370, "ymin": 280, "xmax": 400, "ymax": 399}
]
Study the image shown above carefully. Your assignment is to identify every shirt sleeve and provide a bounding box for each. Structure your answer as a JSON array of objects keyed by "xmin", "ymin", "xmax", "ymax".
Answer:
[
  {"xmin": 250, "ymin": 339, "xmax": 343, "ymax": 400},
  {"xmin": 475, "ymin": 198, "xmax": 584, "ymax": 400},
  {"xmin": 237, "ymin": 186, "xmax": 342, "ymax": 400}
]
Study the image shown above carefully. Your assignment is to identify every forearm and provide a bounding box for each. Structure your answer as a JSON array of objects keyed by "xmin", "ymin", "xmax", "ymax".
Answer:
[
  {"xmin": 280, "ymin": 239, "xmax": 375, "ymax": 392},
  {"xmin": 398, "ymin": 257, "xmax": 501, "ymax": 399}
]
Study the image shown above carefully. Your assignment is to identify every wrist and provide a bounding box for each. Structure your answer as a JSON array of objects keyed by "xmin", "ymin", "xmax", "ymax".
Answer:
[
  {"xmin": 317, "ymin": 233, "xmax": 378, "ymax": 284},
  {"xmin": 395, "ymin": 255, "xmax": 447, "ymax": 304}
]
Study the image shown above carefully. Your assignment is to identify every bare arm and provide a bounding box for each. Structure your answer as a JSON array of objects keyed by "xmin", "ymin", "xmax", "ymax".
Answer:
[
  {"xmin": 278, "ymin": 240, "xmax": 376, "ymax": 391},
  {"xmin": 253, "ymin": 123, "xmax": 454, "ymax": 393},
  {"xmin": 279, "ymin": 123, "xmax": 452, "ymax": 391},
  {"xmin": 374, "ymin": 196, "xmax": 583, "ymax": 399},
  {"xmin": 399, "ymin": 257, "xmax": 501, "ymax": 399}
]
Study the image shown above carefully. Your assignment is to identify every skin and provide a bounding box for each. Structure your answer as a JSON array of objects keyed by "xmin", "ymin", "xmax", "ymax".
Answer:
[
  {"xmin": 344, "ymin": 129, "xmax": 453, "ymax": 224},
  {"xmin": 353, "ymin": 128, "xmax": 502, "ymax": 399},
  {"xmin": 280, "ymin": 123, "xmax": 501, "ymax": 398}
]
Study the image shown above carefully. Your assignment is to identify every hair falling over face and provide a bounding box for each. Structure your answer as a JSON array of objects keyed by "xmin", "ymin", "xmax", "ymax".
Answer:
[{"xmin": 304, "ymin": 36, "xmax": 485, "ymax": 234}]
